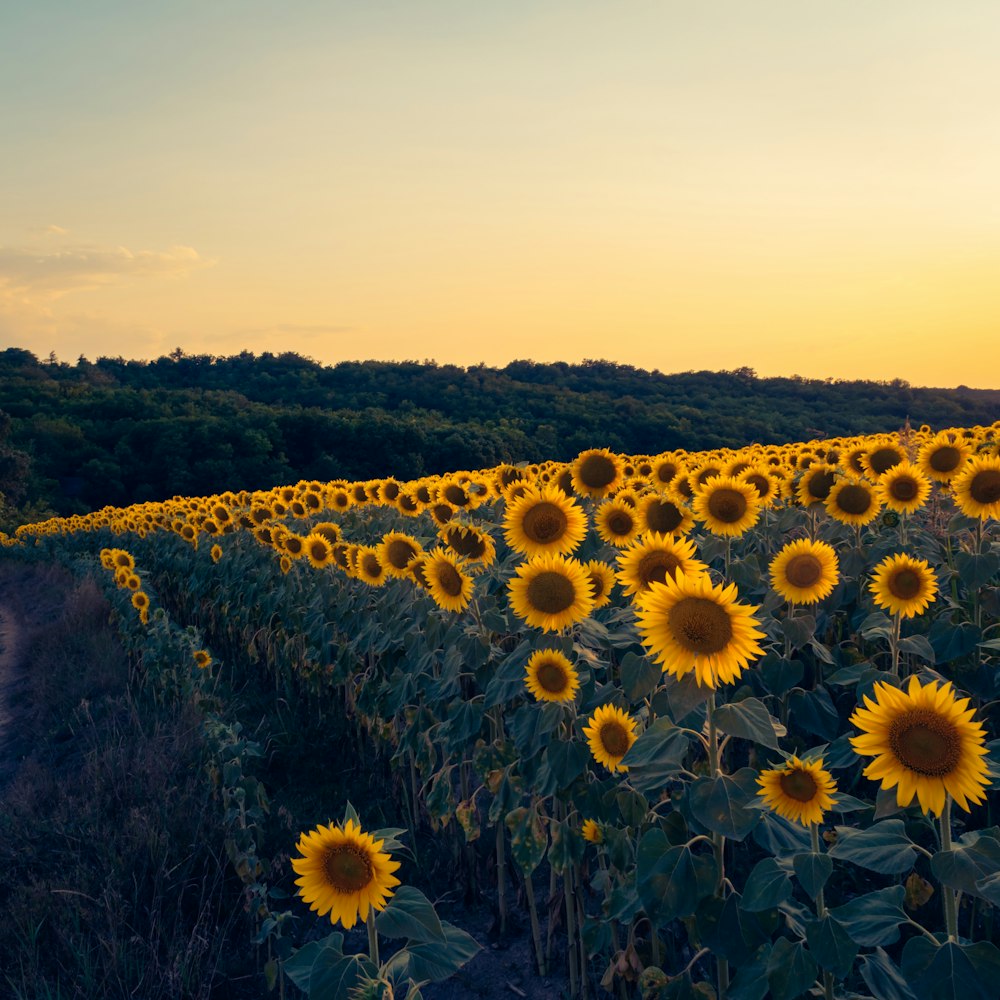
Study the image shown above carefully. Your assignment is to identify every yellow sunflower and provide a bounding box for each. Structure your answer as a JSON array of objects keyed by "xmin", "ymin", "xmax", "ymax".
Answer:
[
  {"xmin": 583, "ymin": 704, "xmax": 639, "ymax": 773},
  {"xmin": 584, "ymin": 559, "xmax": 616, "ymax": 609},
  {"xmin": 870, "ymin": 553, "xmax": 938, "ymax": 618},
  {"xmin": 131, "ymin": 591, "xmax": 150, "ymax": 613},
  {"xmin": 862, "ymin": 442, "xmax": 907, "ymax": 480},
  {"xmin": 638, "ymin": 493, "xmax": 695, "ymax": 537},
  {"xmin": 438, "ymin": 524, "xmax": 496, "ymax": 566},
  {"xmin": 756, "ymin": 756, "xmax": 838, "ymax": 826},
  {"xmin": 616, "ymin": 532, "xmax": 707, "ymax": 599},
  {"xmin": 378, "ymin": 531, "xmax": 424, "ymax": 578},
  {"xmin": 581, "ymin": 819, "xmax": 604, "ymax": 844},
  {"xmin": 210, "ymin": 543, "xmax": 223, "ymax": 563},
  {"xmin": 850, "ymin": 676, "xmax": 991, "ymax": 816},
  {"xmin": 634, "ymin": 573, "xmax": 766, "ymax": 688},
  {"xmin": 770, "ymin": 538, "xmax": 839, "ymax": 604},
  {"xmin": 291, "ymin": 818, "xmax": 402, "ymax": 929},
  {"xmin": 595, "ymin": 499, "xmax": 642, "ymax": 548},
  {"xmin": 877, "ymin": 462, "xmax": 931, "ymax": 515},
  {"xmin": 312, "ymin": 521, "xmax": 343, "ymax": 545},
  {"xmin": 737, "ymin": 467, "xmax": 781, "ymax": 508},
  {"xmin": 282, "ymin": 533, "xmax": 306, "ymax": 560},
  {"xmin": 304, "ymin": 532, "xmax": 335, "ymax": 569},
  {"xmin": 692, "ymin": 476, "xmax": 761, "ymax": 537},
  {"xmin": 524, "ymin": 649, "xmax": 580, "ymax": 703},
  {"xmin": 570, "ymin": 448, "xmax": 625, "ymax": 499},
  {"xmin": 193, "ymin": 649, "xmax": 212, "ymax": 669},
  {"xmin": 508, "ymin": 553, "xmax": 595, "ymax": 633},
  {"xmin": 650, "ymin": 453, "xmax": 686, "ymax": 491},
  {"xmin": 355, "ymin": 546, "xmax": 388, "ymax": 587},
  {"xmin": 917, "ymin": 435, "xmax": 972, "ymax": 484},
  {"xmin": 825, "ymin": 477, "xmax": 882, "ymax": 527},
  {"xmin": 952, "ymin": 455, "xmax": 1000, "ymax": 520},
  {"xmin": 423, "ymin": 549, "xmax": 475, "ymax": 612},
  {"xmin": 504, "ymin": 485, "xmax": 587, "ymax": 557},
  {"xmin": 795, "ymin": 463, "xmax": 839, "ymax": 509}
]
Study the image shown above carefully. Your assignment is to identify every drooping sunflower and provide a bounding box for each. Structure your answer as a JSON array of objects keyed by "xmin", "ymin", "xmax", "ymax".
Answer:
[
  {"xmin": 193, "ymin": 649, "xmax": 212, "ymax": 669},
  {"xmin": 378, "ymin": 531, "xmax": 424, "ymax": 578},
  {"xmin": 877, "ymin": 462, "xmax": 931, "ymax": 515},
  {"xmin": 504, "ymin": 485, "xmax": 587, "ymax": 558},
  {"xmin": 581, "ymin": 819, "xmax": 603, "ymax": 844},
  {"xmin": 952, "ymin": 454, "xmax": 1000, "ymax": 520},
  {"xmin": 439, "ymin": 524, "xmax": 496, "ymax": 566},
  {"xmin": 917, "ymin": 435, "xmax": 972, "ymax": 484},
  {"xmin": 825, "ymin": 477, "xmax": 882, "ymax": 527},
  {"xmin": 355, "ymin": 546, "xmax": 388, "ymax": 587},
  {"xmin": 595, "ymin": 499, "xmax": 642, "ymax": 548},
  {"xmin": 850, "ymin": 676, "xmax": 991, "ymax": 816},
  {"xmin": 570, "ymin": 448, "xmax": 625, "ymax": 500},
  {"xmin": 291, "ymin": 818, "xmax": 402, "ymax": 929},
  {"xmin": 304, "ymin": 532, "xmax": 335, "ymax": 569},
  {"xmin": 524, "ymin": 649, "xmax": 580, "ymax": 703},
  {"xmin": 507, "ymin": 553, "xmax": 595, "ymax": 633},
  {"xmin": 584, "ymin": 559, "xmax": 616, "ymax": 609},
  {"xmin": 583, "ymin": 704, "xmax": 639, "ymax": 773},
  {"xmin": 870, "ymin": 553, "xmax": 938, "ymax": 618},
  {"xmin": 427, "ymin": 501, "xmax": 457, "ymax": 527},
  {"xmin": 616, "ymin": 533, "xmax": 707, "ymax": 599},
  {"xmin": 638, "ymin": 493, "xmax": 695, "ymax": 537},
  {"xmin": 423, "ymin": 549, "xmax": 475, "ymax": 612},
  {"xmin": 770, "ymin": 538, "xmax": 840, "ymax": 604},
  {"xmin": 634, "ymin": 573, "xmax": 766, "ymax": 688},
  {"xmin": 756, "ymin": 756, "xmax": 838, "ymax": 826},
  {"xmin": 692, "ymin": 476, "xmax": 761, "ymax": 537},
  {"xmin": 795, "ymin": 463, "xmax": 839, "ymax": 509}
]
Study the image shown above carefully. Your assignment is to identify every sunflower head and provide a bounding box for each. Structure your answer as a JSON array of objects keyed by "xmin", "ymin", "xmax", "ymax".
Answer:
[
  {"xmin": 616, "ymin": 532, "xmax": 707, "ymax": 599},
  {"xmin": 952, "ymin": 455, "xmax": 1000, "ymax": 520},
  {"xmin": 795, "ymin": 464, "xmax": 839, "ymax": 508},
  {"xmin": 193, "ymin": 649, "xmax": 212, "ymax": 669},
  {"xmin": 850, "ymin": 676, "xmax": 991, "ymax": 816},
  {"xmin": 692, "ymin": 476, "xmax": 761, "ymax": 537},
  {"xmin": 570, "ymin": 448, "xmax": 625, "ymax": 499},
  {"xmin": 639, "ymin": 493, "xmax": 695, "ymax": 537},
  {"xmin": 581, "ymin": 819, "xmax": 604, "ymax": 844},
  {"xmin": 770, "ymin": 538, "xmax": 839, "ymax": 605},
  {"xmin": 870, "ymin": 553, "xmax": 938, "ymax": 618},
  {"xmin": 862, "ymin": 442, "xmax": 907, "ymax": 480},
  {"xmin": 595, "ymin": 499, "xmax": 641, "ymax": 548},
  {"xmin": 423, "ymin": 549, "xmax": 475, "ymax": 612},
  {"xmin": 304, "ymin": 532, "xmax": 335, "ymax": 569},
  {"xmin": 524, "ymin": 648, "xmax": 580, "ymax": 703},
  {"xmin": 583, "ymin": 704, "xmax": 639, "ymax": 773},
  {"xmin": 379, "ymin": 531, "xmax": 424, "ymax": 577},
  {"xmin": 508, "ymin": 553, "xmax": 595, "ymax": 633},
  {"xmin": 584, "ymin": 559, "xmax": 616, "ymax": 609},
  {"xmin": 756, "ymin": 755, "xmax": 838, "ymax": 826},
  {"xmin": 918, "ymin": 435, "xmax": 972, "ymax": 483},
  {"xmin": 825, "ymin": 476, "xmax": 881, "ymax": 527},
  {"xmin": 877, "ymin": 462, "xmax": 931, "ymax": 515},
  {"xmin": 439, "ymin": 524, "xmax": 496, "ymax": 565},
  {"xmin": 356, "ymin": 546, "xmax": 387, "ymax": 587},
  {"xmin": 504, "ymin": 485, "xmax": 587, "ymax": 558}
]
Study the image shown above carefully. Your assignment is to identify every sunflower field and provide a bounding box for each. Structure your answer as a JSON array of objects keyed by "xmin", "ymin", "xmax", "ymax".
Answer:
[{"xmin": 5, "ymin": 422, "xmax": 1000, "ymax": 1000}]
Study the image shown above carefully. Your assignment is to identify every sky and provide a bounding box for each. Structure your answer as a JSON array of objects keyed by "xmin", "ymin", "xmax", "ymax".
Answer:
[{"xmin": 2, "ymin": 0, "xmax": 999, "ymax": 387}]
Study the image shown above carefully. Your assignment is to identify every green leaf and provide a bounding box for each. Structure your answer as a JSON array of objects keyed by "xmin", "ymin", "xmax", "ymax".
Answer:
[
  {"xmin": 902, "ymin": 937, "xmax": 1000, "ymax": 1000},
  {"xmin": 375, "ymin": 885, "xmax": 446, "ymax": 943},
  {"xmin": 636, "ymin": 829, "xmax": 718, "ymax": 924},
  {"xmin": 829, "ymin": 886, "xmax": 907, "ymax": 947},
  {"xmin": 504, "ymin": 805, "xmax": 547, "ymax": 874},
  {"xmin": 931, "ymin": 834, "xmax": 1000, "ymax": 901},
  {"xmin": 859, "ymin": 947, "xmax": 917, "ymax": 1000},
  {"xmin": 510, "ymin": 702, "xmax": 563, "ymax": 757},
  {"xmin": 619, "ymin": 717, "xmax": 690, "ymax": 793},
  {"xmin": 781, "ymin": 614, "xmax": 816, "ymax": 650},
  {"xmin": 728, "ymin": 945, "xmax": 771, "ymax": 1000},
  {"xmin": 792, "ymin": 852, "xmax": 833, "ymax": 900},
  {"xmin": 620, "ymin": 650, "xmax": 662, "ymax": 700},
  {"xmin": 688, "ymin": 768, "xmax": 761, "ymax": 841},
  {"xmin": 695, "ymin": 892, "xmax": 769, "ymax": 966},
  {"xmin": 828, "ymin": 819, "xmax": 918, "ymax": 874},
  {"xmin": 957, "ymin": 550, "xmax": 1000, "ymax": 590},
  {"xmin": 766, "ymin": 937, "xmax": 818, "ymax": 1000},
  {"xmin": 396, "ymin": 921, "xmax": 481, "ymax": 983},
  {"xmin": 741, "ymin": 857, "xmax": 793, "ymax": 911},
  {"xmin": 786, "ymin": 687, "xmax": 839, "ymax": 740},
  {"xmin": 760, "ymin": 654, "xmax": 804, "ymax": 695},
  {"xmin": 310, "ymin": 950, "xmax": 377, "ymax": 999},
  {"xmin": 537, "ymin": 739, "xmax": 590, "ymax": 791},
  {"xmin": 284, "ymin": 939, "xmax": 335, "ymax": 991},
  {"xmin": 899, "ymin": 634, "xmax": 936, "ymax": 663},
  {"xmin": 805, "ymin": 914, "xmax": 858, "ymax": 978},
  {"xmin": 929, "ymin": 619, "xmax": 982, "ymax": 664},
  {"xmin": 662, "ymin": 672, "xmax": 711, "ymax": 723},
  {"xmin": 713, "ymin": 698, "xmax": 785, "ymax": 749},
  {"xmin": 548, "ymin": 815, "xmax": 584, "ymax": 875}
]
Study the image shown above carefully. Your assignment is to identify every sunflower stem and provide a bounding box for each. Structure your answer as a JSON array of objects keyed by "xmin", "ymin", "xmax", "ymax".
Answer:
[
  {"xmin": 565, "ymin": 865, "xmax": 580, "ymax": 998},
  {"xmin": 496, "ymin": 815, "xmax": 508, "ymax": 937},
  {"xmin": 809, "ymin": 824, "xmax": 835, "ymax": 1000},
  {"xmin": 523, "ymin": 866, "xmax": 547, "ymax": 976},
  {"xmin": 940, "ymin": 796, "xmax": 959, "ymax": 942},
  {"xmin": 890, "ymin": 612, "xmax": 902, "ymax": 676},
  {"xmin": 366, "ymin": 906, "xmax": 380, "ymax": 968},
  {"xmin": 707, "ymin": 692, "xmax": 729, "ymax": 998}
]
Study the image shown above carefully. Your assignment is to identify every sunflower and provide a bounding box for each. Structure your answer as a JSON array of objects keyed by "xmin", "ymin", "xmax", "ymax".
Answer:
[
  {"xmin": 379, "ymin": 531, "xmax": 424, "ymax": 578},
  {"xmin": 355, "ymin": 546, "xmax": 388, "ymax": 587},
  {"xmin": 524, "ymin": 649, "xmax": 580, "ymax": 703},
  {"xmin": 291, "ymin": 818, "xmax": 402, "ymax": 929},
  {"xmin": 634, "ymin": 573, "xmax": 766, "ymax": 688},
  {"xmin": 795, "ymin": 463, "xmax": 839, "ymax": 508},
  {"xmin": 113, "ymin": 550, "xmax": 135, "ymax": 570},
  {"xmin": 312, "ymin": 521, "xmax": 343, "ymax": 545},
  {"xmin": 737, "ymin": 467, "xmax": 781, "ymax": 508},
  {"xmin": 282, "ymin": 534, "xmax": 306, "ymax": 559},
  {"xmin": 193, "ymin": 649, "xmax": 212, "ymax": 669},
  {"xmin": 438, "ymin": 524, "xmax": 495, "ymax": 566},
  {"xmin": 825, "ymin": 477, "xmax": 882, "ymax": 527},
  {"xmin": 504, "ymin": 486, "xmax": 587, "ymax": 557},
  {"xmin": 616, "ymin": 533, "xmax": 707, "ymax": 599},
  {"xmin": 692, "ymin": 476, "xmax": 761, "ymax": 537},
  {"xmin": 508, "ymin": 553, "xmax": 595, "ymax": 633},
  {"xmin": 770, "ymin": 539, "xmax": 839, "ymax": 604},
  {"xmin": 862, "ymin": 442, "xmax": 907, "ymax": 480},
  {"xmin": 917, "ymin": 435, "xmax": 972, "ymax": 484},
  {"xmin": 304, "ymin": 532, "xmax": 335, "ymax": 569},
  {"xmin": 650, "ymin": 453, "xmax": 685, "ymax": 490},
  {"xmin": 581, "ymin": 819, "xmax": 603, "ymax": 844},
  {"xmin": 279, "ymin": 555, "xmax": 293, "ymax": 575},
  {"xmin": 952, "ymin": 454, "xmax": 1000, "ymax": 520},
  {"xmin": 870, "ymin": 553, "xmax": 938, "ymax": 618},
  {"xmin": 428, "ymin": 501, "xmax": 457, "ymax": 527},
  {"xmin": 877, "ymin": 462, "xmax": 931, "ymax": 515},
  {"xmin": 131, "ymin": 591, "xmax": 150, "ymax": 613},
  {"xmin": 210, "ymin": 543, "xmax": 223, "ymax": 563},
  {"xmin": 850, "ymin": 676, "xmax": 991, "ymax": 816},
  {"xmin": 423, "ymin": 549, "xmax": 475, "ymax": 612},
  {"xmin": 570, "ymin": 448, "xmax": 625, "ymax": 499},
  {"xmin": 583, "ymin": 704, "xmax": 639, "ymax": 773},
  {"xmin": 756, "ymin": 756, "xmax": 838, "ymax": 826},
  {"xmin": 638, "ymin": 493, "xmax": 695, "ymax": 536},
  {"xmin": 584, "ymin": 559, "xmax": 616, "ymax": 609},
  {"xmin": 595, "ymin": 499, "xmax": 641, "ymax": 548}
]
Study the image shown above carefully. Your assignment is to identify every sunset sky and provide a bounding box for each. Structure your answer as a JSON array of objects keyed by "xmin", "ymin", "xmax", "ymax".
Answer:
[{"xmin": 3, "ymin": 1, "xmax": 999, "ymax": 387}]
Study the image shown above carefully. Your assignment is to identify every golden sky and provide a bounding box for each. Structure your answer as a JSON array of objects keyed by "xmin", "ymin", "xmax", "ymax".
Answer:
[{"xmin": 3, "ymin": 1, "xmax": 999, "ymax": 387}]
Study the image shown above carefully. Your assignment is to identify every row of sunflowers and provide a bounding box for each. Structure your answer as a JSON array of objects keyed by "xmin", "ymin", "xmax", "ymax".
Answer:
[{"xmin": 5, "ymin": 421, "xmax": 1000, "ymax": 1000}]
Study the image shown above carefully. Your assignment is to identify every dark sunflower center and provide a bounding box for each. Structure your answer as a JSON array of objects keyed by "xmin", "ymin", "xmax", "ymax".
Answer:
[
  {"xmin": 381, "ymin": 481, "xmax": 400, "ymax": 500},
  {"xmin": 443, "ymin": 484, "xmax": 469, "ymax": 506},
  {"xmin": 286, "ymin": 537, "xmax": 303, "ymax": 555},
  {"xmin": 599, "ymin": 721, "xmax": 630, "ymax": 757},
  {"xmin": 556, "ymin": 469, "xmax": 575, "ymax": 494},
  {"xmin": 805, "ymin": 470, "xmax": 836, "ymax": 501},
  {"xmin": 607, "ymin": 509, "xmax": 635, "ymax": 536},
  {"xmin": 888, "ymin": 709, "xmax": 962, "ymax": 776},
  {"xmin": 527, "ymin": 571, "xmax": 576, "ymax": 614},
  {"xmin": 970, "ymin": 470, "xmax": 1000, "ymax": 505},
  {"xmin": 929, "ymin": 446, "xmax": 961, "ymax": 473},
  {"xmin": 447, "ymin": 529, "xmax": 487, "ymax": 558},
  {"xmin": 869, "ymin": 448, "xmax": 902, "ymax": 475},
  {"xmin": 848, "ymin": 451, "xmax": 866, "ymax": 474},
  {"xmin": 638, "ymin": 550, "xmax": 683, "ymax": 587},
  {"xmin": 536, "ymin": 659, "xmax": 569, "ymax": 693},
  {"xmin": 310, "ymin": 540, "xmax": 329, "ymax": 562},
  {"xmin": 707, "ymin": 488, "xmax": 747, "ymax": 523},
  {"xmin": 588, "ymin": 572, "xmax": 606, "ymax": 599},
  {"xmin": 432, "ymin": 503, "xmax": 455, "ymax": 523},
  {"xmin": 836, "ymin": 484, "xmax": 873, "ymax": 515},
  {"xmin": 655, "ymin": 462, "xmax": 678, "ymax": 485},
  {"xmin": 888, "ymin": 568, "xmax": 923, "ymax": 600},
  {"xmin": 890, "ymin": 476, "xmax": 919, "ymax": 501},
  {"xmin": 399, "ymin": 495, "xmax": 419, "ymax": 512},
  {"xmin": 779, "ymin": 769, "xmax": 818, "ymax": 802},
  {"xmin": 523, "ymin": 502, "xmax": 568, "ymax": 543},
  {"xmin": 697, "ymin": 467, "xmax": 721, "ymax": 486},
  {"xmin": 646, "ymin": 500, "xmax": 684, "ymax": 533},
  {"xmin": 668, "ymin": 597, "xmax": 734, "ymax": 654},
  {"xmin": 676, "ymin": 479, "xmax": 694, "ymax": 500},
  {"xmin": 305, "ymin": 492, "xmax": 321, "ymax": 509},
  {"xmin": 410, "ymin": 559, "xmax": 430, "ymax": 588},
  {"xmin": 361, "ymin": 554, "xmax": 381, "ymax": 578},
  {"xmin": 578, "ymin": 454, "xmax": 617, "ymax": 489},
  {"xmin": 785, "ymin": 554, "xmax": 823, "ymax": 589},
  {"xmin": 386, "ymin": 539, "xmax": 418, "ymax": 569},
  {"xmin": 416, "ymin": 485, "xmax": 433, "ymax": 504},
  {"xmin": 434, "ymin": 562, "xmax": 464, "ymax": 597},
  {"xmin": 324, "ymin": 845, "xmax": 374, "ymax": 893},
  {"xmin": 745, "ymin": 475, "xmax": 770, "ymax": 498}
]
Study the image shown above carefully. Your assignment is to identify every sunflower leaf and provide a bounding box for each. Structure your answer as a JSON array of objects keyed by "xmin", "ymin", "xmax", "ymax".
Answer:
[
  {"xmin": 829, "ymin": 885, "xmax": 907, "ymax": 947},
  {"xmin": 636, "ymin": 831, "xmax": 718, "ymax": 924},
  {"xmin": 901, "ymin": 937, "xmax": 1000, "ymax": 1000},
  {"xmin": 828, "ymin": 819, "xmax": 918, "ymax": 874},
  {"xmin": 931, "ymin": 835, "xmax": 1000, "ymax": 901},
  {"xmin": 766, "ymin": 937, "xmax": 818, "ymax": 1000},
  {"xmin": 391, "ymin": 921, "xmax": 481, "ymax": 984},
  {"xmin": 688, "ymin": 768, "xmax": 761, "ymax": 841},
  {"xmin": 619, "ymin": 717, "xmax": 690, "ymax": 793},
  {"xmin": 620, "ymin": 650, "xmax": 662, "ymax": 700},
  {"xmin": 957, "ymin": 551, "xmax": 1000, "ymax": 590},
  {"xmin": 713, "ymin": 698, "xmax": 785, "ymax": 749},
  {"xmin": 740, "ymin": 857, "xmax": 793, "ymax": 911},
  {"xmin": 375, "ymin": 886, "xmax": 446, "ymax": 944},
  {"xmin": 899, "ymin": 634, "xmax": 936, "ymax": 663},
  {"xmin": 859, "ymin": 947, "xmax": 917, "ymax": 1000},
  {"xmin": 806, "ymin": 914, "xmax": 858, "ymax": 978},
  {"xmin": 793, "ymin": 851, "xmax": 833, "ymax": 900}
]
